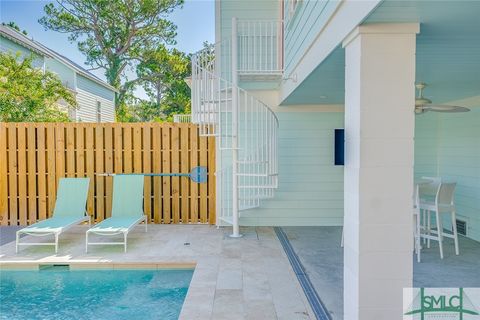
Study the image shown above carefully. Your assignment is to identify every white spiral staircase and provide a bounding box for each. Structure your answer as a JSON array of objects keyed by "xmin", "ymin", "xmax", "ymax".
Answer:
[{"xmin": 190, "ymin": 18, "xmax": 281, "ymax": 236}]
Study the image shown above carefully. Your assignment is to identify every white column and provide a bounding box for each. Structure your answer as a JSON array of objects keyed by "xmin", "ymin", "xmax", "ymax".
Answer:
[{"xmin": 342, "ymin": 23, "xmax": 419, "ymax": 320}]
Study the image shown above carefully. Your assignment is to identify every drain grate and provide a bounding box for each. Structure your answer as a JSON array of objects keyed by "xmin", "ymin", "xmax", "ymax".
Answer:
[{"xmin": 274, "ymin": 227, "xmax": 332, "ymax": 320}]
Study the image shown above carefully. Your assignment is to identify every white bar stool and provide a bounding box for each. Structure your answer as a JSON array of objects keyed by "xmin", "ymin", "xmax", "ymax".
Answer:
[
  {"xmin": 419, "ymin": 182, "xmax": 460, "ymax": 259},
  {"xmin": 418, "ymin": 176, "xmax": 441, "ymax": 247}
]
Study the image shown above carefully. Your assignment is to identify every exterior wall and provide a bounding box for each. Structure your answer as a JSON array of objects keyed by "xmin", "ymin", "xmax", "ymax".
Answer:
[
  {"xmin": 284, "ymin": 0, "xmax": 341, "ymax": 76},
  {"xmin": 45, "ymin": 57, "xmax": 76, "ymax": 90},
  {"xmin": 76, "ymin": 88, "xmax": 115, "ymax": 122},
  {"xmin": 0, "ymin": 36, "xmax": 44, "ymax": 68},
  {"xmin": 76, "ymin": 75, "xmax": 115, "ymax": 122},
  {"xmin": 414, "ymin": 107, "xmax": 480, "ymax": 241},
  {"xmin": 219, "ymin": 0, "xmax": 279, "ymax": 41},
  {"xmin": 218, "ymin": 0, "xmax": 281, "ymax": 89},
  {"xmin": 77, "ymin": 74, "xmax": 116, "ymax": 101},
  {"xmin": 1, "ymin": 35, "xmax": 116, "ymax": 122},
  {"xmin": 240, "ymin": 109, "xmax": 344, "ymax": 226},
  {"xmin": 414, "ymin": 113, "xmax": 439, "ymax": 178}
]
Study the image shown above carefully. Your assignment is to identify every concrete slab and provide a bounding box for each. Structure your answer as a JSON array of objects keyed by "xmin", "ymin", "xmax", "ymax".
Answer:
[{"xmin": 282, "ymin": 226, "xmax": 480, "ymax": 320}]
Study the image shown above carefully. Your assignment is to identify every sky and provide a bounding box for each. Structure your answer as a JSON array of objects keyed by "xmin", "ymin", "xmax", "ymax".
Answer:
[{"xmin": 0, "ymin": 0, "xmax": 215, "ymax": 98}]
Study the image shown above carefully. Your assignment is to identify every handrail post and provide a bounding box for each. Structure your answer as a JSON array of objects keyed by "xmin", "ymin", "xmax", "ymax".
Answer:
[{"xmin": 230, "ymin": 17, "xmax": 241, "ymax": 238}]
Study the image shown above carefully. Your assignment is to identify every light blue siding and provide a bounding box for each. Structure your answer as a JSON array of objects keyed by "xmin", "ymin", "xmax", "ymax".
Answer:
[
  {"xmin": 0, "ymin": 36, "xmax": 44, "ymax": 68},
  {"xmin": 284, "ymin": 0, "xmax": 341, "ymax": 76},
  {"xmin": 219, "ymin": 0, "xmax": 280, "ymax": 86},
  {"xmin": 414, "ymin": 108, "xmax": 480, "ymax": 241},
  {"xmin": 45, "ymin": 58, "xmax": 75, "ymax": 90},
  {"xmin": 240, "ymin": 111, "xmax": 344, "ymax": 226},
  {"xmin": 77, "ymin": 75, "xmax": 115, "ymax": 101},
  {"xmin": 220, "ymin": 0, "xmax": 279, "ymax": 39}
]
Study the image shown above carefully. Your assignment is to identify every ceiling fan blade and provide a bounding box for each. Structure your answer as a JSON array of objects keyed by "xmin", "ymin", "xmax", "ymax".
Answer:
[
  {"xmin": 423, "ymin": 105, "xmax": 470, "ymax": 113},
  {"xmin": 414, "ymin": 106, "xmax": 428, "ymax": 114}
]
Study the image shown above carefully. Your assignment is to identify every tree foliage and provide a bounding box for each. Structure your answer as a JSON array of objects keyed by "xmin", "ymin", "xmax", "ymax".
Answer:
[
  {"xmin": 39, "ymin": 0, "xmax": 184, "ymax": 108},
  {"xmin": 114, "ymin": 45, "xmax": 191, "ymax": 122},
  {"xmin": 1, "ymin": 22, "xmax": 28, "ymax": 35},
  {"xmin": 0, "ymin": 52, "xmax": 77, "ymax": 122}
]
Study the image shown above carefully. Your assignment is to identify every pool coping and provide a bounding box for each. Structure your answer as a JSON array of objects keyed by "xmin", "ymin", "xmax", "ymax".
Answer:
[{"xmin": 0, "ymin": 261, "xmax": 196, "ymax": 271}]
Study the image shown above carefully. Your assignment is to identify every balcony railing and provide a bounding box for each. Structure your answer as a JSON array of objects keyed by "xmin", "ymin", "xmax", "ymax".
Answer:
[
  {"xmin": 173, "ymin": 114, "xmax": 191, "ymax": 123},
  {"xmin": 236, "ymin": 20, "xmax": 283, "ymax": 78}
]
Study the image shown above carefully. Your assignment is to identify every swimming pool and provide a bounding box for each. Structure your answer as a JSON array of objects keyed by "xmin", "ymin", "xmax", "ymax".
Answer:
[{"xmin": 0, "ymin": 266, "xmax": 193, "ymax": 320}]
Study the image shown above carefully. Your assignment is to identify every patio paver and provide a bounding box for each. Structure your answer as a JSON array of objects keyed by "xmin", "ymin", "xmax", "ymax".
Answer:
[{"xmin": 0, "ymin": 225, "xmax": 314, "ymax": 320}]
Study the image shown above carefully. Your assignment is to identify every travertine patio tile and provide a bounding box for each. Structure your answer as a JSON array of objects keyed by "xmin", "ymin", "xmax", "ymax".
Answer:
[{"xmin": 0, "ymin": 225, "xmax": 313, "ymax": 319}]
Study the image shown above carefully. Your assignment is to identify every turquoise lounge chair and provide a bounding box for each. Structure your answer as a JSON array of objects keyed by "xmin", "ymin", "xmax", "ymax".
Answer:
[
  {"xmin": 16, "ymin": 178, "xmax": 90, "ymax": 253},
  {"xmin": 86, "ymin": 175, "xmax": 147, "ymax": 253}
]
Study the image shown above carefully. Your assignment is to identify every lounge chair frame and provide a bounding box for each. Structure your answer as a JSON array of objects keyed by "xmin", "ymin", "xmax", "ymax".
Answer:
[
  {"xmin": 16, "ymin": 215, "xmax": 91, "ymax": 253},
  {"xmin": 85, "ymin": 216, "xmax": 147, "ymax": 253}
]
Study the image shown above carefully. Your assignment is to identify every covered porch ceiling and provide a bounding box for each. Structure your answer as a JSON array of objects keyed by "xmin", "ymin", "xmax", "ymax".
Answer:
[{"xmin": 281, "ymin": 0, "xmax": 480, "ymax": 106}]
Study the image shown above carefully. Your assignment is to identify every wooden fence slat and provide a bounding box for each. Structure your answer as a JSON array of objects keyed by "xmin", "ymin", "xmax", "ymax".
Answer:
[
  {"xmin": 37, "ymin": 125, "xmax": 47, "ymax": 221},
  {"xmin": 104, "ymin": 124, "xmax": 113, "ymax": 219},
  {"xmin": 0, "ymin": 124, "xmax": 8, "ymax": 225},
  {"xmin": 95, "ymin": 125, "xmax": 105, "ymax": 221},
  {"xmin": 161, "ymin": 126, "xmax": 171, "ymax": 223},
  {"xmin": 208, "ymin": 136, "xmax": 216, "ymax": 224},
  {"xmin": 143, "ymin": 125, "xmax": 152, "ymax": 221},
  {"xmin": 85, "ymin": 125, "xmax": 95, "ymax": 218},
  {"xmin": 180, "ymin": 125, "xmax": 190, "ymax": 223},
  {"xmin": 152, "ymin": 125, "xmax": 162, "ymax": 223},
  {"xmin": 190, "ymin": 126, "xmax": 199, "ymax": 223},
  {"xmin": 7, "ymin": 124, "xmax": 18, "ymax": 225},
  {"xmin": 171, "ymin": 125, "xmax": 180, "ymax": 223},
  {"xmin": 17, "ymin": 124, "xmax": 27, "ymax": 226},
  {"xmin": 0, "ymin": 122, "xmax": 215, "ymax": 226},
  {"xmin": 65, "ymin": 125, "xmax": 75, "ymax": 177},
  {"xmin": 199, "ymin": 133, "xmax": 208, "ymax": 224},
  {"xmin": 133, "ymin": 125, "xmax": 142, "ymax": 173},
  {"xmin": 124, "ymin": 125, "xmax": 132, "ymax": 173},
  {"xmin": 46, "ymin": 125, "xmax": 56, "ymax": 218},
  {"xmin": 27, "ymin": 124, "xmax": 37, "ymax": 224},
  {"xmin": 55, "ymin": 123, "xmax": 65, "ymax": 180},
  {"xmin": 76, "ymin": 125, "xmax": 85, "ymax": 178}
]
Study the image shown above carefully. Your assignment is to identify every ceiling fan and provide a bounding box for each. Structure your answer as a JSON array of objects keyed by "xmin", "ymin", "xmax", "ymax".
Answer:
[{"xmin": 415, "ymin": 83, "xmax": 470, "ymax": 114}]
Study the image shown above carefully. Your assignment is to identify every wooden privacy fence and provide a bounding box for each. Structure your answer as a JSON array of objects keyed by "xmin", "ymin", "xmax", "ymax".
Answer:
[{"xmin": 0, "ymin": 122, "xmax": 216, "ymax": 226}]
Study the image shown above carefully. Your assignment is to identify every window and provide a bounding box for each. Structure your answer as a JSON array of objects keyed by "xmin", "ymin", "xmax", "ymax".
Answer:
[{"xmin": 96, "ymin": 101, "xmax": 101, "ymax": 122}]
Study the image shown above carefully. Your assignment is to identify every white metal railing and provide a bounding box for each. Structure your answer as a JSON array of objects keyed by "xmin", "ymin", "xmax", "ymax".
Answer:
[
  {"xmin": 173, "ymin": 114, "xmax": 191, "ymax": 123},
  {"xmin": 237, "ymin": 20, "xmax": 283, "ymax": 75},
  {"xmin": 191, "ymin": 18, "xmax": 279, "ymax": 236}
]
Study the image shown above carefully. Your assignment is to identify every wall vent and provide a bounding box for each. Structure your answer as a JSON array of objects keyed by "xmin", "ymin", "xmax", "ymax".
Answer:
[{"xmin": 456, "ymin": 219, "xmax": 467, "ymax": 236}]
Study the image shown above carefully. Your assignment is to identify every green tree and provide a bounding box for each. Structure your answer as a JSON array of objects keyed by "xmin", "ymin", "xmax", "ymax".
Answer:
[
  {"xmin": 116, "ymin": 46, "xmax": 191, "ymax": 122},
  {"xmin": 0, "ymin": 52, "xmax": 77, "ymax": 122},
  {"xmin": 137, "ymin": 46, "xmax": 187, "ymax": 105},
  {"xmin": 39, "ymin": 0, "xmax": 184, "ymax": 108},
  {"xmin": 137, "ymin": 46, "xmax": 190, "ymax": 119}
]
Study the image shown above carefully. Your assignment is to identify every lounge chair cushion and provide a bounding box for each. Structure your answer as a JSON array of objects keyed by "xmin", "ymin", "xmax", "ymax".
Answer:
[
  {"xmin": 88, "ymin": 216, "xmax": 144, "ymax": 234},
  {"xmin": 110, "ymin": 175, "xmax": 145, "ymax": 218},
  {"xmin": 19, "ymin": 216, "xmax": 88, "ymax": 234}
]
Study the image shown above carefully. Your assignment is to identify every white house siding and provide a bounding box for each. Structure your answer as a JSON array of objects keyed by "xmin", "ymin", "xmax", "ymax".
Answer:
[
  {"xmin": 76, "ymin": 74, "xmax": 115, "ymax": 122},
  {"xmin": 240, "ymin": 110, "xmax": 344, "ymax": 226},
  {"xmin": 75, "ymin": 88, "xmax": 115, "ymax": 122}
]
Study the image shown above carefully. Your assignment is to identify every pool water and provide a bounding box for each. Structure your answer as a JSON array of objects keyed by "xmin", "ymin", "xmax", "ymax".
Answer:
[{"xmin": 0, "ymin": 267, "xmax": 193, "ymax": 320}]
